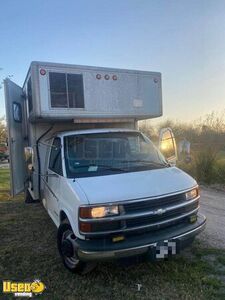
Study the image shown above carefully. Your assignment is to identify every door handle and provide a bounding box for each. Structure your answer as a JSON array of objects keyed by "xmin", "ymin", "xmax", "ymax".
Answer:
[{"xmin": 46, "ymin": 171, "xmax": 48, "ymax": 183}]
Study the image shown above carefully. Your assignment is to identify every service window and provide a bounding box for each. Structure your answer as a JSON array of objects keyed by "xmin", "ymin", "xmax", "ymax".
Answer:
[
  {"xmin": 49, "ymin": 138, "xmax": 63, "ymax": 175},
  {"xmin": 49, "ymin": 73, "xmax": 67, "ymax": 108},
  {"xmin": 49, "ymin": 72, "xmax": 84, "ymax": 108},
  {"xmin": 67, "ymin": 74, "xmax": 84, "ymax": 108}
]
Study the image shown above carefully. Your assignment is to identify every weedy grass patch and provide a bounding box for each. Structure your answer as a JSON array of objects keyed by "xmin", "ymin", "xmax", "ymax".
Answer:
[
  {"xmin": 1, "ymin": 197, "xmax": 225, "ymax": 300},
  {"xmin": 0, "ymin": 168, "xmax": 10, "ymax": 190}
]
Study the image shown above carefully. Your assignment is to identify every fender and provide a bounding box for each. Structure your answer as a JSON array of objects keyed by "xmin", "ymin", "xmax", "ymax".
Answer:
[{"xmin": 58, "ymin": 207, "xmax": 81, "ymax": 239}]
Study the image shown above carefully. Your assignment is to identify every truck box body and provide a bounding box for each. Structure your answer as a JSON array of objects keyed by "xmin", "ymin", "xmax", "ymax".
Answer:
[
  {"xmin": 4, "ymin": 61, "xmax": 206, "ymax": 273},
  {"xmin": 26, "ymin": 61, "xmax": 162, "ymax": 122},
  {"xmin": 5, "ymin": 61, "xmax": 162, "ymax": 199}
]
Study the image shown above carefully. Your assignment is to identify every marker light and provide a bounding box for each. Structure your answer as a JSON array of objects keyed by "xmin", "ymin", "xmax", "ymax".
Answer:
[
  {"xmin": 104, "ymin": 74, "xmax": 110, "ymax": 80},
  {"xmin": 40, "ymin": 69, "xmax": 46, "ymax": 75},
  {"xmin": 96, "ymin": 74, "xmax": 101, "ymax": 79},
  {"xmin": 112, "ymin": 75, "xmax": 117, "ymax": 80}
]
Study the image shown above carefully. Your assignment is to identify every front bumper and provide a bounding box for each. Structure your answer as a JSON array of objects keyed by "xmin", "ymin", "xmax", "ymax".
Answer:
[{"xmin": 77, "ymin": 213, "xmax": 206, "ymax": 261}]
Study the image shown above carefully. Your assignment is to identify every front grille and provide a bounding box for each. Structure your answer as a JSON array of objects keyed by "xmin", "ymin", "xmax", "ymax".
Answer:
[
  {"xmin": 124, "ymin": 193, "xmax": 186, "ymax": 213},
  {"xmin": 79, "ymin": 190, "xmax": 199, "ymax": 236},
  {"xmin": 126, "ymin": 201, "xmax": 198, "ymax": 228}
]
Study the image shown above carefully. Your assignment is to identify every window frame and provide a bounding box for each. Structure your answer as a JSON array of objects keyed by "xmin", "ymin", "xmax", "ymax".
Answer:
[
  {"xmin": 48, "ymin": 137, "xmax": 63, "ymax": 176},
  {"xmin": 48, "ymin": 71, "xmax": 85, "ymax": 110},
  {"xmin": 27, "ymin": 77, "xmax": 33, "ymax": 112}
]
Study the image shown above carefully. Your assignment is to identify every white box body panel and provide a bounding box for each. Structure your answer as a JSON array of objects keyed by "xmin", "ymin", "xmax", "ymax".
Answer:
[{"xmin": 28, "ymin": 61, "xmax": 162, "ymax": 122}]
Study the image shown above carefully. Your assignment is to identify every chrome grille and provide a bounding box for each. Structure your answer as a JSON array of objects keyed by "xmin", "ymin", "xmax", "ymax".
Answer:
[
  {"xmin": 126, "ymin": 201, "xmax": 198, "ymax": 228},
  {"xmin": 124, "ymin": 193, "xmax": 186, "ymax": 213}
]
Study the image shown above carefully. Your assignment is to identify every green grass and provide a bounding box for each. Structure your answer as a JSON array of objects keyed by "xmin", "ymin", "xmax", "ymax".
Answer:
[
  {"xmin": 0, "ymin": 168, "xmax": 10, "ymax": 190},
  {"xmin": 0, "ymin": 169, "xmax": 225, "ymax": 299}
]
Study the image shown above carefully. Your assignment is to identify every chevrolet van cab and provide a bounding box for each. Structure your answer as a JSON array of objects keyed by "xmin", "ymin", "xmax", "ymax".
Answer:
[{"xmin": 4, "ymin": 61, "xmax": 206, "ymax": 274}]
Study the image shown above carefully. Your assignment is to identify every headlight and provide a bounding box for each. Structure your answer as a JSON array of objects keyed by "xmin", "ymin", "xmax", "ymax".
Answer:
[
  {"xmin": 79, "ymin": 205, "xmax": 119, "ymax": 218},
  {"xmin": 185, "ymin": 188, "xmax": 199, "ymax": 201}
]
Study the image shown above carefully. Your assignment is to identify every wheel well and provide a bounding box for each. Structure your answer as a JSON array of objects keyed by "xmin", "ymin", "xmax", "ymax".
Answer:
[{"xmin": 60, "ymin": 211, "xmax": 69, "ymax": 224}]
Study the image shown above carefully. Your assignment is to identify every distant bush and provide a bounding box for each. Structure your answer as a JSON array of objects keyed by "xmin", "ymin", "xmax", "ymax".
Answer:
[
  {"xmin": 139, "ymin": 111, "xmax": 225, "ymax": 149},
  {"xmin": 214, "ymin": 159, "xmax": 225, "ymax": 184},
  {"xmin": 177, "ymin": 149, "xmax": 218, "ymax": 185},
  {"xmin": 193, "ymin": 149, "xmax": 218, "ymax": 184},
  {"xmin": 139, "ymin": 111, "xmax": 225, "ymax": 185}
]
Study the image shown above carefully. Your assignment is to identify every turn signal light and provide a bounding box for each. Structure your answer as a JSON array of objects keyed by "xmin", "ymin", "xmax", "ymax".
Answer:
[
  {"xmin": 112, "ymin": 235, "xmax": 125, "ymax": 242},
  {"xmin": 79, "ymin": 222, "xmax": 92, "ymax": 233},
  {"xmin": 189, "ymin": 215, "xmax": 197, "ymax": 223}
]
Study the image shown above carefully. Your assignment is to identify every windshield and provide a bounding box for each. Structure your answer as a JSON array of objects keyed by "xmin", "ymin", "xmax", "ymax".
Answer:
[{"xmin": 64, "ymin": 131, "xmax": 168, "ymax": 178}]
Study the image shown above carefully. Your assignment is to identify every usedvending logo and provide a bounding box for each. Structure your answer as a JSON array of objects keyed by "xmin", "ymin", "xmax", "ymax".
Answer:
[{"xmin": 3, "ymin": 279, "xmax": 46, "ymax": 297}]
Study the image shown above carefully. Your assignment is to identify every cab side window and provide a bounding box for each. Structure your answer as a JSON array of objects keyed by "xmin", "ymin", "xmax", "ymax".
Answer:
[{"xmin": 49, "ymin": 138, "xmax": 63, "ymax": 175}]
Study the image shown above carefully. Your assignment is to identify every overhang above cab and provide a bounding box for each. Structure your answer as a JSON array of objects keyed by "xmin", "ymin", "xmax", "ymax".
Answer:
[{"xmin": 24, "ymin": 61, "xmax": 162, "ymax": 123}]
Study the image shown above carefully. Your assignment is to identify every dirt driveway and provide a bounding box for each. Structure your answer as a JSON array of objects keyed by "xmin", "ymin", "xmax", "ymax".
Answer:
[{"xmin": 198, "ymin": 186, "xmax": 225, "ymax": 249}]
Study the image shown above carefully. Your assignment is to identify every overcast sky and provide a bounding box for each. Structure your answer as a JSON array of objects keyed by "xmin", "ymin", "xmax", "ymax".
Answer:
[{"xmin": 0, "ymin": 0, "xmax": 225, "ymax": 121}]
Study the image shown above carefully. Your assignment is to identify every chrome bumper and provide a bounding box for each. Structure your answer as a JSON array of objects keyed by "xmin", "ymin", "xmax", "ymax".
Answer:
[{"xmin": 78, "ymin": 214, "xmax": 206, "ymax": 261}]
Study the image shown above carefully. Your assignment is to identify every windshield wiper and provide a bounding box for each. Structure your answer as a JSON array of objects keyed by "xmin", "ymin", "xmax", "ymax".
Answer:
[
  {"xmin": 72, "ymin": 164, "xmax": 128, "ymax": 172},
  {"xmin": 97, "ymin": 164, "xmax": 128, "ymax": 172},
  {"xmin": 120, "ymin": 160, "xmax": 169, "ymax": 167}
]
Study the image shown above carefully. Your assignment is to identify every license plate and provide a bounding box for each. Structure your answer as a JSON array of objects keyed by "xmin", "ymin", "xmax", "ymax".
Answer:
[{"xmin": 148, "ymin": 240, "xmax": 180, "ymax": 260}]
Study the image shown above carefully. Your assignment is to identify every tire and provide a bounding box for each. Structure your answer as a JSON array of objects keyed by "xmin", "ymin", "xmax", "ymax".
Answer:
[
  {"xmin": 25, "ymin": 188, "xmax": 35, "ymax": 203},
  {"xmin": 24, "ymin": 189, "xmax": 39, "ymax": 203},
  {"xmin": 57, "ymin": 223, "xmax": 96, "ymax": 275}
]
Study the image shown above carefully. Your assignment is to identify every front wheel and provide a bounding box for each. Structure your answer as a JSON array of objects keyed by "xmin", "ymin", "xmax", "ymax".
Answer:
[{"xmin": 57, "ymin": 223, "xmax": 96, "ymax": 275}]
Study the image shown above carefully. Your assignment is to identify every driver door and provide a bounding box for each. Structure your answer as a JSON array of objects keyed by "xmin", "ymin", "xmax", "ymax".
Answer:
[{"xmin": 44, "ymin": 137, "xmax": 63, "ymax": 223}]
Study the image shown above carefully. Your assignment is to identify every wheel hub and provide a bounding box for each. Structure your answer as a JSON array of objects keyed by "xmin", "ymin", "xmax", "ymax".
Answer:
[{"xmin": 61, "ymin": 239, "xmax": 74, "ymax": 257}]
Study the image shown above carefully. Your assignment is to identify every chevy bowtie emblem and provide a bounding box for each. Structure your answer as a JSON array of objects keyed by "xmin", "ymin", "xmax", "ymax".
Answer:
[{"xmin": 155, "ymin": 208, "xmax": 166, "ymax": 215}]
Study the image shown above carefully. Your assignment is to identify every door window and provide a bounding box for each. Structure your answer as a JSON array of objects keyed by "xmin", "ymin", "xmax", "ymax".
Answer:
[
  {"xmin": 49, "ymin": 138, "xmax": 63, "ymax": 175},
  {"xmin": 13, "ymin": 102, "xmax": 22, "ymax": 122}
]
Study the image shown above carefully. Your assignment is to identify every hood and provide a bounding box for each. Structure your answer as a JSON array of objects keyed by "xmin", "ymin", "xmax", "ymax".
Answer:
[{"xmin": 74, "ymin": 167, "xmax": 197, "ymax": 205}]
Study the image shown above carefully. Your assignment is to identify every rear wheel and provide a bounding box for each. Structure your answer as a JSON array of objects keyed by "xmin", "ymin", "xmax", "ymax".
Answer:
[
  {"xmin": 25, "ymin": 188, "xmax": 34, "ymax": 203},
  {"xmin": 57, "ymin": 223, "xmax": 96, "ymax": 275}
]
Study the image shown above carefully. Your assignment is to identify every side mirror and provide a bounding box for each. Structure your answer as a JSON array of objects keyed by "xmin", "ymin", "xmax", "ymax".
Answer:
[{"xmin": 158, "ymin": 127, "xmax": 177, "ymax": 166}]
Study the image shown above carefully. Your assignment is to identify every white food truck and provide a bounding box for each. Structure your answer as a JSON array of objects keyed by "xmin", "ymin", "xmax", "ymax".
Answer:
[{"xmin": 4, "ymin": 61, "xmax": 206, "ymax": 274}]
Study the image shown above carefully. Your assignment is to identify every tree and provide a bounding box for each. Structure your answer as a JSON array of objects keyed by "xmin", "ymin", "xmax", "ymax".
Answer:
[{"xmin": 0, "ymin": 117, "xmax": 7, "ymax": 143}]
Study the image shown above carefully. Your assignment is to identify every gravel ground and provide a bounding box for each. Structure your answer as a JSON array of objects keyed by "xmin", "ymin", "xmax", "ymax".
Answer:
[{"xmin": 198, "ymin": 186, "xmax": 225, "ymax": 249}]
